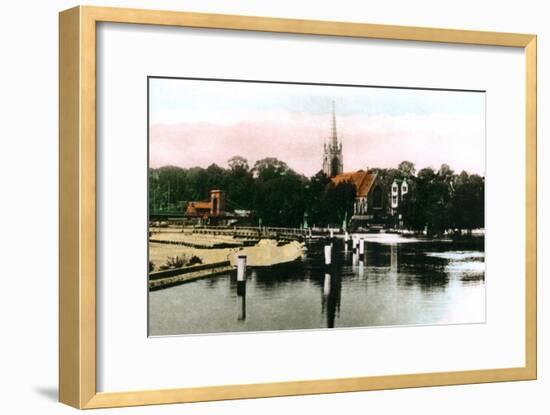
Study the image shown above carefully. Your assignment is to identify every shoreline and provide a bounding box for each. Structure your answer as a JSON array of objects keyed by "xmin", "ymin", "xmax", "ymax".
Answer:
[{"xmin": 149, "ymin": 236, "xmax": 306, "ymax": 271}]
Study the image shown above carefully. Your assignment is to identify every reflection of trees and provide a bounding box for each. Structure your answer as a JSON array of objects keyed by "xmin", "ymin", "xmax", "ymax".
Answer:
[
  {"xmin": 251, "ymin": 262, "xmax": 308, "ymax": 289},
  {"xmin": 360, "ymin": 243, "xmax": 399, "ymax": 272},
  {"xmin": 354, "ymin": 241, "xmax": 458, "ymax": 292},
  {"xmin": 362, "ymin": 243, "xmax": 390, "ymax": 267},
  {"xmin": 398, "ymin": 273, "xmax": 449, "ymax": 292},
  {"xmin": 397, "ymin": 255, "xmax": 449, "ymax": 291}
]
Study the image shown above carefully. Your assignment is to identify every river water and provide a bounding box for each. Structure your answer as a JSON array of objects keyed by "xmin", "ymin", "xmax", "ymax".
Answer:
[{"xmin": 149, "ymin": 234, "xmax": 485, "ymax": 336}]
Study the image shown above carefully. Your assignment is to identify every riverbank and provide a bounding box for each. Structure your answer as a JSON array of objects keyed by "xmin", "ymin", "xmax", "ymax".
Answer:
[
  {"xmin": 338, "ymin": 230, "xmax": 485, "ymax": 245},
  {"xmin": 149, "ymin": 237, "xmax": 306, "ymax": 270}
]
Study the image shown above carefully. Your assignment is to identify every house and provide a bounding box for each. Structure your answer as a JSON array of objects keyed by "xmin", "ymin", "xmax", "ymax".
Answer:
[
  {"xmin": 331, "ymin": 171, "xmax": 410, "ymax": 229},
  {"xmin": 185, "ymin": 189, "xmax": 226, "ymax": 221},
  {"xmin": 330, "ymin": 170, "xmax": 376, "ymax": 216},
  {"xmin": 184, "ymin": 189, "xmax": 253, "ymax": 226}
]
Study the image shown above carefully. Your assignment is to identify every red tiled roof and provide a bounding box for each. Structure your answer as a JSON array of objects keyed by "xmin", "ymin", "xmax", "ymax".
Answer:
[
  {"xmin": 189, "ymin": 201, "xmax": 211, "ymax": 210},
  {"xmin": 331, "ymin": 170, "xmax": 377, "ymax": 198},
  {"xmin": 185, "ymin": 201, "xmax": 212, "ymax": 217}
]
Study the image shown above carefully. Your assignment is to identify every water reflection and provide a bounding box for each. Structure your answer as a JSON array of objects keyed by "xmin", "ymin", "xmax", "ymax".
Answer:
[
  {"xmin": 321, "ymin": 272, "xmax": 342, "ymax": 328},
  {"xmin": 149, "ymin": 237, "xmax": 485, "ymax": 335},
  {"xmin": 237, "ymin": 282, "xmax": 246, "ymax": 321}
]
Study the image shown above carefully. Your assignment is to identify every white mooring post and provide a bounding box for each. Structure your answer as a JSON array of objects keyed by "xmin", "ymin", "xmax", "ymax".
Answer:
[
  {"xmin": 329, "ymin": 229, "xmax": 334, "ymax": 239},
  {"xmin": 324, "ymin": 244, "xmax": 332, "ymax": 266},
  {"xmin": 359, "ymin": 238, "xmax": 365, "ymax": 258},
  {"xmin": 344, "ymin": 232, "xmax": 350, "ymax": 252},
  {"xmin": 237, "ymin": 255, "xmax": 247, "ymax": 282}
]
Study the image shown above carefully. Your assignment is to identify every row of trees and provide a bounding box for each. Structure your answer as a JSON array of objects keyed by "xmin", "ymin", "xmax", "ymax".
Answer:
[
  {"xmin": 149, "ymin": 156, "xmax": 484, "ymax": 234},
  {"xmin": 396, "ymin": 164, "xmax": 484, "ymax": 235},
  {"xmin": 149, "ymin": 156, "xmax": 351, "ymax": 227}
]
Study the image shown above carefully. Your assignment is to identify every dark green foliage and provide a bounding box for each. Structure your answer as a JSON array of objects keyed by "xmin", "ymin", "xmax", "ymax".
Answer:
[
  {"xmin": 321, "ymin": 181, "xmax": 356, "ymax": 227},
  {"xmin": 402, "ymin": 165, "xmax": 484, "ymax": 236},
  {"xmin": 450, "ymin": 171, "xmax": 485, "ymax": 232},
  {"xmin": 398, "ymin": 160, "xmax": 416, "ymax": 177},
  {"xmin": 303, "ymin": 170, "xmax": 331, "ymax": 226},
  {"xmin": 149, "ymin": 157, "xmax": 311, "ymax": 227},
  {"xmin": 149, "ymin": 158, "xmax": 484, "ymax": 232}
]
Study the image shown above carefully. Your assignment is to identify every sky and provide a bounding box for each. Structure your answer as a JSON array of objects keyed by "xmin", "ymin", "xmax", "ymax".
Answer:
[{"xmin": 149, "ymin": 77, "xmax": 485, "ymax": 177}]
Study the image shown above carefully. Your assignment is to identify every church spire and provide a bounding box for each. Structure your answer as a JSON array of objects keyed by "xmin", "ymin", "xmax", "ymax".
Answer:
[
  {"xmin": 330, "ymin": 100, "xmax": 338, "ymax": 148},
  {"xmin": 322, "ymin": 100, "xmax": 343, "ymax": 177}
]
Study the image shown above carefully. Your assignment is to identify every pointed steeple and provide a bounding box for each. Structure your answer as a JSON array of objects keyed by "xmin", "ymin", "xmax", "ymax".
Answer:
[
  {"xmin": 322, "ymin": 100, "xmax": 344, "ymax": 177},
  {"xmin": 330, "ymin": 100, "xmax": 338, "ymax": 148}
]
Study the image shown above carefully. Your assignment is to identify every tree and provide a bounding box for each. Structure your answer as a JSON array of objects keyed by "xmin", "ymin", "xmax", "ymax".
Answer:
[
  {"xmin": 152, "ymin": 166, "xmax": 187, "ymax": 211},
  {"xmin": 398, "ymin": 160, "xmax": 416, "ymax": 177},
  {"xmin": 438, "ymin": 163, "xmax": 454, "ymax": 180},
  {"xmin": 226, "ymin": 156, "xmax": 254, "ymax": 211},
  {"xmin": 228, "ymin": 155, "xmax": 250, "ymax": 172},
  {"xmin": 149, "ymin": 159, "xmax": 484, "ymax": 234},
  {"xmin": 305, "ymin": 171, "xmax": 331, "ymax": 225},
  {"xmin": 252, "ymin": 158, "xmax": 290, "ymax": 181},
  {"xmin": 322, "ymin": 181, "xmax": 356, "ymax": 226},
  {"xmin": 450, "ymin": 171, "xmax": 484, "ymax": 232},
  {"xmin": 252, "ymin": 169, "xmax": 307, "ymax": 227},
  {"xmin": 404, "ymin": 167, "xmax": 451, "ymax": 236}
]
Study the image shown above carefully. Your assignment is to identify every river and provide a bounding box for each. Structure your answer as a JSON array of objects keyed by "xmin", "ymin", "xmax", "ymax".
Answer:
[{"xmin": 149, "ymin": 234, "xmax": 485, "ymax": 336}]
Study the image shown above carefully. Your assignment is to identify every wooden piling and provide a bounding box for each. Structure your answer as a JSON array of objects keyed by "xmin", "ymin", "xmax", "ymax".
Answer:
[
  {"xmin": 237, "ymin": 255, "xmax": 247, "ymax": 282},
  {"xmin": 324, "ymin": 244, "xmax": 332, "ymax": 266}
]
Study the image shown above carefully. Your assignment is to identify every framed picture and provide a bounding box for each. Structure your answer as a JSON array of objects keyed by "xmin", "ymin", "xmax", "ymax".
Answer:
[{"xmin": 59, "ymin": 6, "xmax": 537, "ymax": 409}]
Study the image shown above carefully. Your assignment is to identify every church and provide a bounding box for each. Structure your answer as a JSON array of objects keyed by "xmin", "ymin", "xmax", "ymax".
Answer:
[{"xmin": 322, "ymin": 102, "xmax": 410, "ymax": 229}]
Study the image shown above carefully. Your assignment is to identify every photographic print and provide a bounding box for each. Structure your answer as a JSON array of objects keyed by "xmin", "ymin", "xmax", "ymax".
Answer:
[{"xmin": 148, "ymin": 77, "xmax": 485, "ymax": 336}]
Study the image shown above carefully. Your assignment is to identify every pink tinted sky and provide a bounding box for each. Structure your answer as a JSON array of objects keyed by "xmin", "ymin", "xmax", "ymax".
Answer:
[{"xmin": 149, "ymin": 79, "xmax": 485, "ymax": 177}]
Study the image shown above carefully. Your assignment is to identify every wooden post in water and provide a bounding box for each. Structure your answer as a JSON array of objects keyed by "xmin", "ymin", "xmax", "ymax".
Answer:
[
  {"xmin": 359, "ymin": 238, "xmax": 365, "ymax": 261},
  {"xmin": 237, "ymin": 255, "xmax": 247, "ymax": 296},
  {"xmin": 324, "ymin": 244, "xmax": 332, "ymax": 266},
  {"xmin": 344, "ymin": 232, "xmax": 349, "ymax": 252},
  {"xmin": 237, "ymin": 255, "xmax": 247, "ymax": 282}
]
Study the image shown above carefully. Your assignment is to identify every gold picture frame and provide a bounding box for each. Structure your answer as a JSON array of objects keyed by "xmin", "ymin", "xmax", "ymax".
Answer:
[{"xmin": 59, "ymin": 5, "xmax": 537, "ymax": 409}]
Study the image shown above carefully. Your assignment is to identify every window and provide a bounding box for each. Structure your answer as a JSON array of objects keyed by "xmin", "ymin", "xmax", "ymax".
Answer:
[
  {"xmin": 331, "ymin": 157, "xmax": 340, "ymax": 176},
  {"xmin": 401, "ymin": 182, "xmax": 408, "ymax": 197}
]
